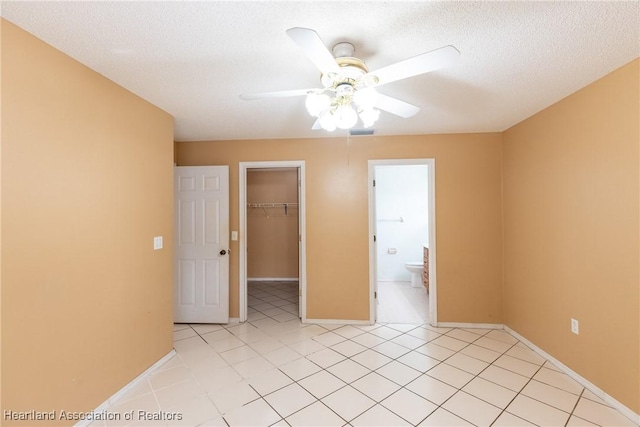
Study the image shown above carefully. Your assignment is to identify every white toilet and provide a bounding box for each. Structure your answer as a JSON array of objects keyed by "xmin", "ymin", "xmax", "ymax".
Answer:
[{"xmin": 405, "ymin": 262, "xmax": 424, "ymax": 288}]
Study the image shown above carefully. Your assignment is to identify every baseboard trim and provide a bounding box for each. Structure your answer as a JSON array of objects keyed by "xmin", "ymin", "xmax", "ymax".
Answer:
[
  {"xmin": 437, "ymin": 322, "xmax": 504, "ymax": 330},
  {"xmin": 305, "ymin": 318, "xmax": 372, "ymax": 325},
  {"xmin": 75, "ymin": 349, "xmax": 176, "ymax": 427},
  {"xmin": 228, "ymin": 317, "xmax": 240, "ymax": 324},
  {"xmin": 505, "ymin": 326, "xmax": 640, "ymax": 425},
  {"xmin": 248, "ymin": 277, "xmax": 299, "ymax": 282}
]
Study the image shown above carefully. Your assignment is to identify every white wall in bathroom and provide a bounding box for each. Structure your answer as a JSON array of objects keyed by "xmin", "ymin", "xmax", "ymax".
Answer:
[{"xmin": 375, "ymin": 165, "xmax": 429, "ymax": 281}]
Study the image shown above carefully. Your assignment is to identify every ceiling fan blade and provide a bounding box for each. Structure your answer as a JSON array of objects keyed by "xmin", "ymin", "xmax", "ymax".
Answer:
[
  {"xmin": 240, "ymin": 88, "xmax": 313, "ymax": 101},
  {"xmin": 370, "ymin": 45, "xmax": 460, "ymax": 87},
  {"xmin": 376, "ymin": 93, "xmax": 420, "ymax": 118},
  {"xmin": 286, "ymin": 27, "xmax": 340, "ymax": 74}
]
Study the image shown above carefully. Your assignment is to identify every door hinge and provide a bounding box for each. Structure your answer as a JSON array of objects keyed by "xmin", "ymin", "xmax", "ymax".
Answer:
[
  {"xmin": 299, "ymin": 234, "xmax": 302, "ymax": 242},
  {"xmin": 373, "ymin": 235, "xmax": 376, "ymax": 242},
  {"xmin": 374, "ymin": 291, "xmax": 377, "ymax": 299},
  {"xmin": 373, "ymin": 179, "xmax": 376, "ymax": 187},
  {"xmin": 299, "ymin": 288, "xmax": 302, "ymax": 296}
]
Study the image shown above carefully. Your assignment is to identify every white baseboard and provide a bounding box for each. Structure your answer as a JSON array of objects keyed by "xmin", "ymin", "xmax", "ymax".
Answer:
[
  {"xmin": 75, "ymin": 349, "xmax": 176, "ymax": 427},
  {"xmin": 505, "ymin": 326, "xmax": 640, "ymax": 425},
  {"xmin": 305, "ymin": 318, "xmax": 372, "ymax": 325},
  {"xmin": 248, "ymin": 277, "xmax": 299, "ymax": 282},
  {"xmin": 228, "ymin": 317, "xmax": 240, "ymax": 324},
  {"xmin": 437, "ymin": 322, "xmax": 504, "ymax": 330}
]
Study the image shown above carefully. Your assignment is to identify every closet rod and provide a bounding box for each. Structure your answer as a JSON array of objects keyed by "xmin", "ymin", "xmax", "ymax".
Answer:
[
  {"xmin": 247, "ymin": 203, "xmax": 299, "ymax": 208},
  {"xmin": 247, "ymin": 202, "xmax": 298, "ymax": 216}
]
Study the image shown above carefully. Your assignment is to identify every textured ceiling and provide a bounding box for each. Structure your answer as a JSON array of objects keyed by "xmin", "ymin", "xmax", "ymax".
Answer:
[{"xmin": 2, "ymin": 1, "xmax": 638, "ymax": 141}]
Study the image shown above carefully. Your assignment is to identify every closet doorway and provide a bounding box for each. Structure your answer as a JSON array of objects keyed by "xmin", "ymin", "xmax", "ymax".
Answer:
[{"xmin": 239, "ymin": 161, "xmax": 306, "ymax": 323}]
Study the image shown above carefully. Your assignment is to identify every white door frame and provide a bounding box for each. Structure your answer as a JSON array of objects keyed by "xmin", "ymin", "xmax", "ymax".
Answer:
[
  {"xmin": 368, "ymin": 159, "xmax": 437, "ymax": 325},
  {"xmin": 239, "ymin": 161, "xmax": 307, "ymax": 323}
]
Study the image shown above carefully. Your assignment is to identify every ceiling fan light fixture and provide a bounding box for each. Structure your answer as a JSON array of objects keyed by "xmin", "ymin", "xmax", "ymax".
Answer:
[
  {"xmin": 360, "ymin": 74, "xmax": 380, "ymax": 88},
  {"xmin": 318, "ymin": 110, "xmax": 337, "ymax": 132},
  {"xmin": 305, "ymin": 92, "xmax": 331, "ymax": 117},
  {"xmin": 321, "ymin": 72, "xmax": 340, "ymax": 88},
  {"xmin": 335, "ymin": 83, "xmax": 354, "ymax": 98},
  {"xmin": 307, "ymin": 84, "xmax": 381, "ymax": 130},
  {"xmin": 353, "ymin": 87, "xmax": 378, "ymax": 110},
  {"xmin": 359, "ymin": 108, "xmax": 380, "ymax": 128},
  {"xmin": 334, "ymin": 104, "xmax": 358, "ymax": 129}
]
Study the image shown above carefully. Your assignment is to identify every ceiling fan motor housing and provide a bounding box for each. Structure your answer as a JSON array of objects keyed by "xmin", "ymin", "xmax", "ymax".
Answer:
[
  {"xmin": 319, "ymin": 41, "xmax": 371, "ymax": 88},
  {"xmin": 332, "ymin": 42, "xmax": 355, "ymax": 58}
]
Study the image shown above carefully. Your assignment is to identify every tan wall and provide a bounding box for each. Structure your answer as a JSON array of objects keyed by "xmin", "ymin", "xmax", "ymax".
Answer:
[
  {"xmin": 503, "ymin": 59, "xmax": 639, "ymax": 412},
  {"xmin": 1, "ymin": 20, "xmax": 175, "ymax": 425},
  {"xmin": 247, "ymin": 169, "xmax": 299, "ymax": 279},
  {"xmin": 176, "ymin": 133, "xmax": 504, "ymax": 322}
]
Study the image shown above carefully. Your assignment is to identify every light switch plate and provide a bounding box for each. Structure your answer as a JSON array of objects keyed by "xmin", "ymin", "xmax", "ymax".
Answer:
[
  {"xmin": 231, "ymin": 231, "xmax": 238, "ymax": 241},
  {"xmin": 571, "ymin": 318, "xmax": 579, "ymax": 335},
  {"xmin": 153, "ymin": 236, "xmax": 163, "ymax": 250}
]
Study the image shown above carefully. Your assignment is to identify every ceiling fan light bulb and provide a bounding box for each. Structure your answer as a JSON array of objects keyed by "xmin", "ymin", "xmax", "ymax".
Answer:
[
  {"xmin": 335, "ymin": 105, "xmax": 358, "ymax": 129},
  {"xmin": 359, "ymin": 108, "xmax": 380, "ymax": 128},
  {"xmin": 306, "ymin": 93, "xmax": 331, "ymax": 117},
  {"xmin": 318, "ymin": 111, "xmax": 337, "ymax": 132},
  {"xmin": 353, "ymin": 87, "xmax": 378, "ymax": 109}
]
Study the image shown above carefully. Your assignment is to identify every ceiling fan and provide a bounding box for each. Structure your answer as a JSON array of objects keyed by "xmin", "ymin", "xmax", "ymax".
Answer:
[{"xmin": 240, "ymin": 27, "xmax": 460, "ymax": 132}]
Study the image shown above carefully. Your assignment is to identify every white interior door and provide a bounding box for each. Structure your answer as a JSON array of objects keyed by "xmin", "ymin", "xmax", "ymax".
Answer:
[{"xmin": 174, "ymin": 166, "xmax": 230, "ymax": 323}]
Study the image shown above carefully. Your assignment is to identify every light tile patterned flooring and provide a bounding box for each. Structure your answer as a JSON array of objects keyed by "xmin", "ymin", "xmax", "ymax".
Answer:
[
  {"xmin": 377, "ymin": 281, "xmax": 429, "ymax": 324},
  {"xmin": 92, "ymin": 282, "xmax": 637, "ymax": 427}
]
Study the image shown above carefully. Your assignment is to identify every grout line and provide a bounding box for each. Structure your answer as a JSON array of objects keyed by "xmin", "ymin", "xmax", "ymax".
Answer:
[
  {"xmin": 289, "ymin": 374, "xmax": 350, "ymax": 424},
  {"xmin": 565, "ymin": 389, "xmax": 586, "ymax": 427},
  {"xmin": 487, "ymin": 359, "xmax": 551, "ymax": 426}
]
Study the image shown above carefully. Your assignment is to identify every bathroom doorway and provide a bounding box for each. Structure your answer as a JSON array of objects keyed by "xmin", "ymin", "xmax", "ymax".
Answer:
[
  {"xmin": 239, "ymin": 161, "xmax": 307, "ymax": 323},
  {"xmin": 368, "ymin": 159, "xmax": 436, "ymax": 325}
]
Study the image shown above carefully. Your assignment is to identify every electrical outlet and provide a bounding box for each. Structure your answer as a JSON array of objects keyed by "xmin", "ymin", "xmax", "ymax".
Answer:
[
  {"xmin": 153, "ymin": 236, "xmax": 163, "ymax": 250},
  {"xmin": 571, "ymin": 318, "xmax": 579, "ymax": 335}
]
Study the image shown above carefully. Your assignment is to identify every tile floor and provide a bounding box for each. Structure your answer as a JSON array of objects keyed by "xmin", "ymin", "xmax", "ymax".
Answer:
[
  {"xmin": 91, "ymin": 283, "xmax": 638, "ymax": 427},
  {"xmin": 377, "ymin": 281, "xmax": 429, "ymax": 324}
]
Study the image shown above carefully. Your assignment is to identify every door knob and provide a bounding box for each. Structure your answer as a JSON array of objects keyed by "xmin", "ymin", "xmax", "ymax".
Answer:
[{"xmin": 220, "ymin": 250, "xmax": 227, "ymax": 255}]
